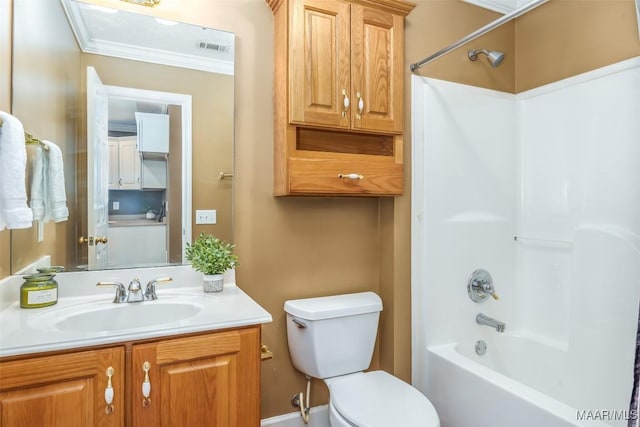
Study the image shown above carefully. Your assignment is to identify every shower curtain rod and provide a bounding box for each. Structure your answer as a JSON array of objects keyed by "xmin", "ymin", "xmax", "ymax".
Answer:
[{"xmin": 409, "ymin": 0, "xmax": 549, "ymax": 72}]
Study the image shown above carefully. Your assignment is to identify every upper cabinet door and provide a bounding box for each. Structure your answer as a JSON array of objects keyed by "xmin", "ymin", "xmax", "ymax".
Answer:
[
  {"xmin": 290, "ymin": 0, "xmax": 351, "ymax": 128},
  {"xmin": 350, "ymin": 5, "xmax": 403, "ymax": 133},
  {"xmin": 135, "ymin": 112, "xmax": 169, "ymax": 153}
]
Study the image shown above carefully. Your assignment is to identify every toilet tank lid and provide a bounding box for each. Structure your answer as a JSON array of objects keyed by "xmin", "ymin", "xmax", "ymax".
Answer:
[{"xmin": 284, "ymin": 292, "xmax": 382, "ymax": 320}]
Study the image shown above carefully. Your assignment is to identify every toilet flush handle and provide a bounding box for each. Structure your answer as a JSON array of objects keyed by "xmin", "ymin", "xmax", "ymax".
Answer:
[{"xmin": 291, "ymin": 318, "xmax": 307, "ymax": 329}]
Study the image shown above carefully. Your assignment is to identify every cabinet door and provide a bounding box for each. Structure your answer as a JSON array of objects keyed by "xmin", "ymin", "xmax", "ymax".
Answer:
[
  {"xmin": 108, "ymin": 138, "xmax": 119, "ymax": 190},
  {"xmin": 0, "ymin": 347, "xmax": 125, "ymax": 427},
  {"xmin": 132, "ymin": 327, "xmax": 261, "ymax": 427},
  {"xmin": 135, "ymin": 112, "xmax": 170, "ymax": 153},
  {"xmin": 290, "ymin": 0, "xmax": 351, "ymax": 128},
  {"xmin": 350, "ymin": 5, "xmax": 403, "ymax": 133},
  {"xmin": 107, "ymin": 225, "xmax": 166, "ymax": 268},
  {"xmin": 141, "ymin": 158, "xmax": 167, "ymax": 189},
  {"xmin": 118, "ymin": 137, "xmax": 141, "ymax": 190}
]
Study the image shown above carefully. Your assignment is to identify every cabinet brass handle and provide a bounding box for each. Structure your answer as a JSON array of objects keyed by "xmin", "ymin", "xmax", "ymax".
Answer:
[
  {"xmin": 104, "ymin": 366, "xmax": 115, "ymax": 415},
  {"xmin": 142, "ymin": 361, "xmax": 151, "ymax": 407},
  {"xmin": 342, "ymin": 89, "xmax": 350, "ymax": 118},
  {"xmin": 356, "ymin": 91, "xmax": 364, "ymax": 120},
  {"xmin": 95, "ymin": 236, "xmax": 108, "ymax": 244}
]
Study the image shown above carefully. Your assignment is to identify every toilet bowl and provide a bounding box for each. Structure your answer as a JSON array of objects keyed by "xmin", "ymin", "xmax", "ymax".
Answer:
[
  {"xmin": 326, "ymin": 371, "xmax": 439, "ymax": 427},
  {"xmin": 284, "ymin": 292, "xmax": 440, "ymax": 427}
]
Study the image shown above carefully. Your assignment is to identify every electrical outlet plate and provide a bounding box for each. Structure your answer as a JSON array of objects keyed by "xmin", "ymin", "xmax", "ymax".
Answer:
[{"xmin": 195, "ymin": 209, "xmax": 216, "ymax": 224}]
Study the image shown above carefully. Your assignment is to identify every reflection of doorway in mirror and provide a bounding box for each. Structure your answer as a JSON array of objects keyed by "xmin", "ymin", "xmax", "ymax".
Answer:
[{"xmin": 87, "ymin": 79, "xmax": 192, "ymax": 270}]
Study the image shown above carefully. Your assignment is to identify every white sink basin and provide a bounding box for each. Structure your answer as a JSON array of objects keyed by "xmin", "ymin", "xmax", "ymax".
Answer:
[{"xmin": 32, "ymin": 299, "xmax": 203, "ymax": 333}]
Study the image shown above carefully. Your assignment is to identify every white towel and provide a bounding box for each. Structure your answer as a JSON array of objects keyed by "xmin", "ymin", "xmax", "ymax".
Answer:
[
  {"xmin": 30, "ymin": 140, "xmax": 68, "ymax": 223},
  {"xmin": 0, "ymin": 111, "xmax": 33, "ymax": 230},
  {"xmin": 29, "ymin": 143, "xmax": 45, "ymax": 221}
]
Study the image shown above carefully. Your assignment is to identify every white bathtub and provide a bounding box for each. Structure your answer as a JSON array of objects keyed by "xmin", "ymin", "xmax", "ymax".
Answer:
[{"xmin": 422, "ymin": 336, "xmax": 617, "ymax": 427}]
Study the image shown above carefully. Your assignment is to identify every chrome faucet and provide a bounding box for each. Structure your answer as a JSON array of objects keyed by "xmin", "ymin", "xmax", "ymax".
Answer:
[
  {"xmin": 96, "ymin": 277, "xmax": 173, "ymax": 303},
  {"xmin": 127, "ymin": 278, "xmax": 143, "ymax": 302},
  {"xmin": 476, "ymin": 313, "xmax": 505, "ymax": 332}
]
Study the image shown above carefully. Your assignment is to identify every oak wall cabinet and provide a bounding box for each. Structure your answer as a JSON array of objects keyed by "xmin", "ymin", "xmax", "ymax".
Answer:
[
  {"xmin": 0, "ymin": 326, "xmax": 261, "ymax": 427},
  {"xmin": 266, "ymin": 0, "xmax": 415, "ymax": 196}
]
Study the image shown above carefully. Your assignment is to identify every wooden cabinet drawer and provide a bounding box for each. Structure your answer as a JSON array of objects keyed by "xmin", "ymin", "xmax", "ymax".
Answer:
[{"xmin": 288, "ymin": 157, "xmax": 402, "ymax": 195}]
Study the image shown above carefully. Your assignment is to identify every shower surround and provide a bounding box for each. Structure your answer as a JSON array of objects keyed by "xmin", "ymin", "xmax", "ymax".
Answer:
[{"xmin": 411, "ymin": 57, "xmax": 640, "ymax": 426}]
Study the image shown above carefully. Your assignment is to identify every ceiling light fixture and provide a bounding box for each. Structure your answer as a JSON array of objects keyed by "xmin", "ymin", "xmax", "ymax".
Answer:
[{"xmin": 121, "ymin": 0, "xmax": 161, "ymax": 7}]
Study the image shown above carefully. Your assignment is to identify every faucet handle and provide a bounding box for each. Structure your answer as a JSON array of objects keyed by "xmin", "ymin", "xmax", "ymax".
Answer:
[
  {"xmin": 468, "ymin": 269, "xmax": 498, "ymax": 303},
  {"xmin": 97, "ymin": 281, "xmax": 127, "ymax": 303},
  {"xmin": 144, "ymin": 277, "xmax": 173, "ymax": 300}
]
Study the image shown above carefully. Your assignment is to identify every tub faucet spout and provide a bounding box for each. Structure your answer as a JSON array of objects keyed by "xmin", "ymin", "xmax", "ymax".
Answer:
[{"xmin": 476, "ymin": 313, "xmax": 505, "ymax": 332}]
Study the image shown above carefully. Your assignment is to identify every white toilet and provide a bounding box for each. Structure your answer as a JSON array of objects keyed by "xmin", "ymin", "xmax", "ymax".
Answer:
[{"xmin": 284, "ymin": 292, "xmax": 440, "ymax": 427}]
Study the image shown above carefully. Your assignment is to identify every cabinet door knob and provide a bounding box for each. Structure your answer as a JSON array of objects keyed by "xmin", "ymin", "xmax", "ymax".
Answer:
[
  {"xmin": 95, "ymin": 236, "xmax": 108, "ymax": 244},
  {"xmin": 341, "ymin": 89, "xmax": 350, "ymax": 118},
  {"xmin": 142, "ymin": 361, "xmax": 152, "ymax": 407},
  {"xmin": 104, "ymin": 366, "xmax": 115, "ymax": 415}
]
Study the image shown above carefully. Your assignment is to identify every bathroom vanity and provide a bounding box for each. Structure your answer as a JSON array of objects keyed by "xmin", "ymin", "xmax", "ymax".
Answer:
[{"xmin": 0, "ymin": 266, "xmax": 272, "ymax": 427}]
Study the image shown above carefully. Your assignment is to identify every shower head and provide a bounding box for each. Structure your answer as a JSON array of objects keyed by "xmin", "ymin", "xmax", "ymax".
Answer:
[{"xmin": 468, "ymin": 49, "xmax": 505, "ymax": 67}]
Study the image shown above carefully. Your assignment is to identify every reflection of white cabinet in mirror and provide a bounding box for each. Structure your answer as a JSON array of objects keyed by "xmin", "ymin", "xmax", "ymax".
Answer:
[
  {"xmin": 108, "ymin": 224, "xmax": 167, "ymax": 268},
  {"xmin": 109, "ymin": 136, "xmax": 141, "ymax": 190},
  {"xmin": 135, "ymin": 112, "xmax": 169, "ymax": 153}
]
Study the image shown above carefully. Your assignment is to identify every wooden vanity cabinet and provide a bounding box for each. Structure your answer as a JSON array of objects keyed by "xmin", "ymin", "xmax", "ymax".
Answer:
[
  {"xmin": 267, "ymin": 0, "xmax": 415, "ymax": 196},
  {"xmin": 0, "ymin": 347, "xmax": 125, "ymax": 427},
  {"xmin": 0, "ymin": 326, "xmax": 261, "ymax": 427}
]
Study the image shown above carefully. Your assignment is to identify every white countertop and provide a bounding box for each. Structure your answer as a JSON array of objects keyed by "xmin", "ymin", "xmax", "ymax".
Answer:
[
  {"xmin": 108, "ymin": 214, "xmax": 166, "ymax": 227},
  {"xmin": 0, "ymin": 266, "xmax": 272, "ymax": 358}
]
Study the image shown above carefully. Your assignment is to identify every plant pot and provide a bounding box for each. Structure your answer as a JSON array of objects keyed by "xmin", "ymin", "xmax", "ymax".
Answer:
[{"xmin": 203, "ymin": 274, "xmax": 224, "ymax": 293}]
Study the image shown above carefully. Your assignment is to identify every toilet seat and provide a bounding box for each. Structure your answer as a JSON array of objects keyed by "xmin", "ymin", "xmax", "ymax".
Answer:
[{"xmin": 326, "ymin": 370, "xmax": 439, "ymax": 427}]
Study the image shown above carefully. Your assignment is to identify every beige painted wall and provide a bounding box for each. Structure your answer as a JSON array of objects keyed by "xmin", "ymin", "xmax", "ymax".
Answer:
[
  {"xmin": 516, "ymin": 0, "xmax": 640, "ymax": 91},
  {"xmin": 3, "ymin": 0, "xmax": 640, "ymax": 420}
]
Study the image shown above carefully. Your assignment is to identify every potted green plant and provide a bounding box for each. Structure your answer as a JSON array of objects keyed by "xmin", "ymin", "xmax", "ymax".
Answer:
[{"xmin": 185, "ymin": 233, "xmax": 239, "ymax": 292}]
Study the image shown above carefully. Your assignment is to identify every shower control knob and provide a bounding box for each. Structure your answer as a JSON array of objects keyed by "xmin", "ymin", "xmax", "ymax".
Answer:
[{"xmin": 467, "ymin": 269, "xmax": 498, "ymax": 303}]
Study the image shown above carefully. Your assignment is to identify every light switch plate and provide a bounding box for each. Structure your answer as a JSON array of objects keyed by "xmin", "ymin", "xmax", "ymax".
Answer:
[
  {"xmin": 195, "ymin": 209, "xmax": 217, "ymax": 224},
  {"xmin": 113, "ymin": 201, "xmax": 120, "ymax": 210}
]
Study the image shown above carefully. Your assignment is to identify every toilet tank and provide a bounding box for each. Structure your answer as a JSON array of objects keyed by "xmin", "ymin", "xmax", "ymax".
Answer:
[{"xmin": 284, "ymin": 292, "xmax": 382, "ymax": 379}]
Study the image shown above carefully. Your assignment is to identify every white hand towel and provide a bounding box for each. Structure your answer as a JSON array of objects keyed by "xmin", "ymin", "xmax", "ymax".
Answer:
[
  {"xmin": 0, "ymin": 111, "xmax": 33, "ymax": 230},
  {"xmin": 29, "ymin": 143, "xmax": 45, "ymax": 221},
  {"xmin": 41, "ymin": 140, "xmax": 68, "ymax": 222}
]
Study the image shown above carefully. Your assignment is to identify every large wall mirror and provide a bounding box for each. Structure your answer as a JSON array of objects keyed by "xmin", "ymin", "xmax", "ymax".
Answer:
[{"xmin": 10, "ymin": 0, "xmax": 234, "ymax": 274}]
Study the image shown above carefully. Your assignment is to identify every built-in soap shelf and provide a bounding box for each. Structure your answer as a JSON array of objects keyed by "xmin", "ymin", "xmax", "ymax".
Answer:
[{"xmin": 514, "ymin": 236, "xmax": 573, "ymax": 248}]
